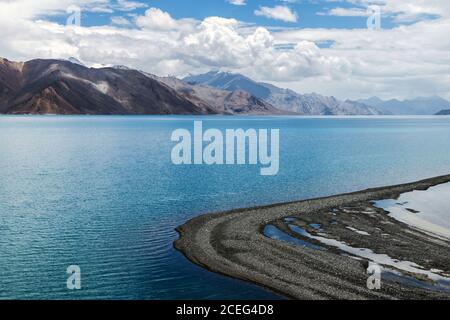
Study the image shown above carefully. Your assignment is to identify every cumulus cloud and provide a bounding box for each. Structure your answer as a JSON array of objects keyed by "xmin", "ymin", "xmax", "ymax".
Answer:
[
  {"xmin": 272, "ymin": 16, "xmax": 450, "ymax": 99},
  {"xmin": 0, "ymin": 0, "xmax": 449, "ymax": 100},
  {"xmin": 135, "ymin": 8, "xmax": 178, "ymax": 30},
  {"xmin": 255, "ymin": 5, "xmax": 298, "ymax": 23},
  {"xmin": 181, "ymin": 17, "xmax": 348, "ymax": 80},
  {"xmin": 0, "ymin": 3, "xmax": 342, "ymax": 81}
]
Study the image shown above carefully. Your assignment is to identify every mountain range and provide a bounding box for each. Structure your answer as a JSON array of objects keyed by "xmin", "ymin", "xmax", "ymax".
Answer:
[
  {"xmin": 358, "ymin": 96, "xmax": 450, "ymax": 115},
  {"xmin": 146, "ymin": 74, "xmax": 286, "ymax": 115},
  {"xmin": 436, "ymin": 109, "xmax": 450, "ymax": 115},
  {"xmin": 184, "ymin": 71, "xmax": 383, "ymax": 116},
  {"xmin": 0, "ymin": 57, "xmax": 278, "ymax": 115},
  {"xmin": 0, "ymin": 57, "xmax": 210, "ymax": 115},
  {"xmin": 1, "ymin": 57, "xmax": 449, "ymax": 116},
  {"xmin": 184, "ymin": 71, "xmax": 450, "ymax": 116}
]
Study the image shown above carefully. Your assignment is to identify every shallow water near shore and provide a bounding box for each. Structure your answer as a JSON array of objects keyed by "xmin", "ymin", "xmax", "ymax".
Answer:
[
  {"xmin": 0, "ymin": 115, "xmax": 450, "ymax": 299},
  {"xmin": 374, "ymin": 182, "xmax": 450, "ymax": 240},
  {"xmin": 265, "ymin": 220, "xmax": 450, "ymax": 291}
]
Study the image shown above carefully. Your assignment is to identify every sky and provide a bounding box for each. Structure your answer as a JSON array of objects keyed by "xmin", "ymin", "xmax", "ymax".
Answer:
[{"xmin": 0, "ymin": 0, "xmax": 449, "ymax": 100}]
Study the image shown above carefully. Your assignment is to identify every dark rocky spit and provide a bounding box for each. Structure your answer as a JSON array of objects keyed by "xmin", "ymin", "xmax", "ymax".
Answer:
[{"xmin": 175, "ymin": 175, "xmax": 450, "ymax": 300}]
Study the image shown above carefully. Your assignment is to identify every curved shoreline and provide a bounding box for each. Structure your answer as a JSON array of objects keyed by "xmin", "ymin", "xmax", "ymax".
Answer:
[{"xmin": 175, "ymin": 175, "xmax": 450, "ymax": 300}]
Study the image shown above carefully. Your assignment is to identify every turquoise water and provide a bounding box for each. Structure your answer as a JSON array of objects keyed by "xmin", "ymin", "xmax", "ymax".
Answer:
[{"xmin": 0, "ymin": 115, "xmax": 449, "ymax": 299}]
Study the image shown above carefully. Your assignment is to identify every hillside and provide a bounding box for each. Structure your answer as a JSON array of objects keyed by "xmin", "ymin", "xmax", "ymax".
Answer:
[
  {"xmin": 184, "ymin": 71, "xmax": 384, "ymax": 115},
  {"xmin": 0, "ymin": 58, "xmax": 283, "ymax": 115}
]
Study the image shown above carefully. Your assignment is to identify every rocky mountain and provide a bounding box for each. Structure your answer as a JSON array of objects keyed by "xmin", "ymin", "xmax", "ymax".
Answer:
[
  {"xmin": 358, "ymin": 96, "xmax": 450, "ymax": 115},
  {"xmin": 152, "ymin": 75, "xmax": 286, "ymax": 115},
  {"xmin": 436, "ymin": 109, "xmax": 450, "ymax": 115},
  {"xmin": 0, "ymin": 58, "xmax": 281, "ymax": 115},
  {"xmin": 184, "ymin": 71, "xmax": 384, "ymax": 115},
  {"xmin": 184, "ymin": 71, "xmax": 272, "ymax": 100},
  {"xmin": 6, "ymin": 57, "xmax": 445, "ymax": 116},
  {"xmin": 0, "ymin": 57, "xmax": 216, "ymax": 115}
]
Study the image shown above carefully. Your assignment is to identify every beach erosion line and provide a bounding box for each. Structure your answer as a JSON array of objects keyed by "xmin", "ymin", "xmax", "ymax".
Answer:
[{"xmin": 174, "ymin": 174, "xmax": 450, "ymax": 300}]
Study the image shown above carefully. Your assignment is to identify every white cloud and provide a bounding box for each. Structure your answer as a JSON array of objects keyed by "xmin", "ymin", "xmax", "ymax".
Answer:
[
  {"xmin": 255, "ymin": 5, "xmax": 298, "ymax": 23},
  {"xmin": 0, "ymin": 4, "xmax": 343, "ymax": 82},
  {"xmin": 0, "ymin": 0, "xmax": 147, "ymax": 18},
  {"xmin": 180, "ymin": 17, "xmax": 347, "ymax": 80},
  {"xmin": 272, "ymin": 17, "xmax": 450, "ymax": 99},
  {"xmin": 111, "ymin": 16, "xmax": 132, "ymax": 26},
  {"xmin": 0, "ymin": 1, "xmax": 450, "ymax": 100},
  {"xmin": 115, "ymin": 0, "xmax": 147, "ymax": 11},
  {"xmin": 323, "ymin": 0, "xmax": 450, "ymax": 22},
  {"xmin": 319, "ymin": 7, "xmax": 369, "ymax": 17},
  {"xmin": 135, "ymin": 8, "xmax": 178, "ymax": 30},
  {"xmin": 227, "ymin": 0, "xmax": 246, "ymax": 6}
]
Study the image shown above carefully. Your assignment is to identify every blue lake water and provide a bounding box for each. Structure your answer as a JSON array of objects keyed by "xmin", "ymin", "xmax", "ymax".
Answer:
[{"xmin": 0, "ymin": 115, "xmax": 449, "ymax": 299}]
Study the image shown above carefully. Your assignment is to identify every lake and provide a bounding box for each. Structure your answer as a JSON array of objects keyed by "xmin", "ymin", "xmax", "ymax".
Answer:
[
  {"xmin": 374, "ymin": 182, "xmax": 450, "ymax": 240},
  {"xmin": 0, "ymin": 115, "xmax": 449, "ymax": 299}
]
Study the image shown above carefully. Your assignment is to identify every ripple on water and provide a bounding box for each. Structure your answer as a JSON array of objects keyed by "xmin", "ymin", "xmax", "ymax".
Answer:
[{"xmin": 2, "ymin": 116, "xmax": 450, "ymax": 299}]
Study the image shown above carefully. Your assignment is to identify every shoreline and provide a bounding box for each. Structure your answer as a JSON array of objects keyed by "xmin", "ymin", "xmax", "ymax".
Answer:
[
  {"xmin": 174, "ymin": 174, "xmax": 450, "ymax": 300},
  {"xmin": 2, "ymin": 114, "xmax": 450, "ymax": 117}
]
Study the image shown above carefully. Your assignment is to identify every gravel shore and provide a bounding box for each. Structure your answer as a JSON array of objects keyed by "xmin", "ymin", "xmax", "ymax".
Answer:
[{"xmin": 175, "ymin": 175, "xmax": 450, "ymax": 300}]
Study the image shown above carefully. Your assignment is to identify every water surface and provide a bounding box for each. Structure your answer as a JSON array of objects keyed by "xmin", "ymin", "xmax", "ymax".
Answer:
[
  {"xmin": 0, "ymin": 115, "xmax": 449, "ymax": 299},
  {"xmin": 374, "ymin": 182, "xmax": 450, "ymax": 240}
]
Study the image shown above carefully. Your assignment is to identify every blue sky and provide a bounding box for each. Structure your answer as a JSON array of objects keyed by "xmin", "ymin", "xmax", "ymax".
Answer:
[{"xmin": 50, "ymin": 0, "xmax": 395, "ymax": 30}]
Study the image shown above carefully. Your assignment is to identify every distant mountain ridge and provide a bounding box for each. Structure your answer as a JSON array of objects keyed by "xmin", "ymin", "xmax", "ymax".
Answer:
[
  {"xmin": 184, "ymin": 71, "xmax": 384, "ymax": 115},
  {"xmin": 147, "ymin": 74, "xmax": 287, "ymax": 115},
  {"xmin": 0, "ymin": 57, "xmax": 280, "ymax": 115},
  {"xmin": 185, "ymin": 71, "xmax": 272, "ymax": 100},
  {"xmin": 358, "ymin": 96, "xmax": 450, "ymax": 115},
  {"xmin": 436, "ymin": 109, "xmax": 450, "ymax": 115},
  {"xmin": 2, "ymin": 57, "xmax": 448, "ymax": 116}
]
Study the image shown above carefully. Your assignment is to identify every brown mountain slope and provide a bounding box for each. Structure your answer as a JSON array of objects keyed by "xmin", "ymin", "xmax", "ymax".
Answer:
[
  {"xmin": 0, "ymin": 58, "xmax": 24, "ymax": 110},
  {"xmin": 0, "ymin": 57, "xmax": 288, "ymax": 115},
  {"xmin": 0, "ymin": 58, "xmax": 215, "ymax": 115}
]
